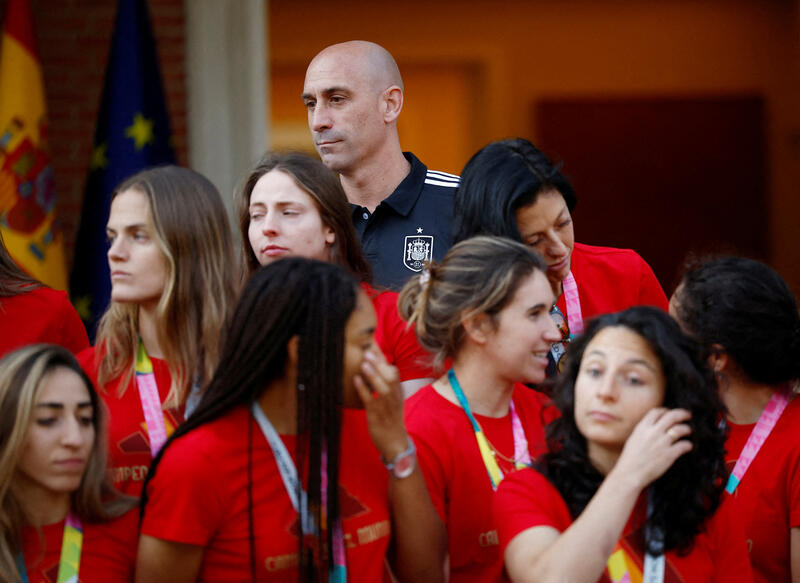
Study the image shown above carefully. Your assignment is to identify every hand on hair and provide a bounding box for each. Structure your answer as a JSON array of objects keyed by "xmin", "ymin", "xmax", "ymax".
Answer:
[
  {"xmin": 353, "ymin": 348, "xmax": 410, "ymax": 462},
  {"xmin": 613, "ymin": 407, "xmax": 693, "ymax": 490}
]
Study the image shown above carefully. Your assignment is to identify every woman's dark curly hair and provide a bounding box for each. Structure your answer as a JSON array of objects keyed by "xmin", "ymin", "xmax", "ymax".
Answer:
[
  {"xmin": 539, "ymin": 306, "xmax": 727, "ymax": 555},
  {"xmin": 673, "ymin": 255, "xmax": 800, "ymax": 385}
]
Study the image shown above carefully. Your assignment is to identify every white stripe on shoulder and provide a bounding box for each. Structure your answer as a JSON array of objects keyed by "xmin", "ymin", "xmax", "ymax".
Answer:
[
  {"xmin": 424, "ymin": 178, "xmax": 459, "ymax": 188},
  {"xmin": 426, "ymin": 170, "xmax": 460, "ymax": 181}
]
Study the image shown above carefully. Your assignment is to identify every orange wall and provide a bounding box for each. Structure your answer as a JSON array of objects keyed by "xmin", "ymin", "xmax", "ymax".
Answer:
[{"xmin": 269, "ymin": 0, "xmax": 800, "ymax": 294}]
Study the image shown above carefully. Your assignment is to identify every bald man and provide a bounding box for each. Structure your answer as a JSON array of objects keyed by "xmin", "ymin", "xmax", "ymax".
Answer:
[{"xmin": 303, "ymin": 40, "xmax": 459, "ymax": 290}]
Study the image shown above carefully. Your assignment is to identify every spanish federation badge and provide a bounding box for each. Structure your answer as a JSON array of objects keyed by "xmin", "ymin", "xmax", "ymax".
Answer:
[{"xmin": 403, "ymin": 229, "xmax": 433, "ymax": 272}]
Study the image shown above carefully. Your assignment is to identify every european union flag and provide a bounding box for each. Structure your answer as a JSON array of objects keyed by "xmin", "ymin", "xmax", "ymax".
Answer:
[{"xmin": 70, "ymin": 0, "xmax": 175, "ymax": 339}]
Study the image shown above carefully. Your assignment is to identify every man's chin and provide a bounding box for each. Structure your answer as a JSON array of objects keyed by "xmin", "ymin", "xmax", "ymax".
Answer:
[{"xmin": 319, "ymin": 154, "xmax": 349, "ymax": 174}]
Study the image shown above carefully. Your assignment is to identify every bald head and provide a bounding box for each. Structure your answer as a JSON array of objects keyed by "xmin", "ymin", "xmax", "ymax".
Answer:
[
  {"xmin": 302, "ymin": 41, "xmax": 406, "ymax": 176},
  {"xmin": 307, "ymin": 41, "xmax": 403, "ymax": 94}
]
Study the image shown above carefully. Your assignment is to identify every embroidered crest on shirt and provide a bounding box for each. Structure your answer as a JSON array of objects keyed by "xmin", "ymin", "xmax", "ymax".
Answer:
[{"xmin": 404, "ymin": 228, "xmax": 433, "ymax": 272}]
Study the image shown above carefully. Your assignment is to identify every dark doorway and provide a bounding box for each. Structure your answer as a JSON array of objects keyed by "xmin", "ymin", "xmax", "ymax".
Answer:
[{"xmin": 535, "ymin": 96, "xmax": 766, "ymax": 292}]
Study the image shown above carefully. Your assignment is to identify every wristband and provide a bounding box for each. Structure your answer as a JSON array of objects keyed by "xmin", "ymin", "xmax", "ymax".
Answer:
[{"xmin": 382, "ymin": 437, "xmax": 416, "ymax": 479}]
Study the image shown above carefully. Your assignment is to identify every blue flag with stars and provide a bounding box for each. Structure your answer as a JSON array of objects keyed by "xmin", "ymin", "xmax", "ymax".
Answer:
[{"xmin": 70, "ymin": 0, "xmax": 175, "ymax": 339}]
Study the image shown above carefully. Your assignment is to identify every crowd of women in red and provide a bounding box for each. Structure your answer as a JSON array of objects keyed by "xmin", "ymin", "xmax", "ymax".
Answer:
[{"xmin": 1, "ymin": 138, "xmax": 796, "ymax": 583}]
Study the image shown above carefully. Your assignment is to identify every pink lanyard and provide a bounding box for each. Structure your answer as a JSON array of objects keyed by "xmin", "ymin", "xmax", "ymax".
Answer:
[
  {"xmin": 135, "ymin": 339, "xmax": 168, "ymax": 457},
  {"xmin": 725, "ymin": 386, "xmax": 792, "ymax": 494},
  {"xmin": 562, "ymin": 271, "xmax": 583, "ymax": 336}
]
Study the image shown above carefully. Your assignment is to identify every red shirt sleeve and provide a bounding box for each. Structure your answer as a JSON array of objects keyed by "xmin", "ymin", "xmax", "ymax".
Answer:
[{"xmin": 494, "ymin": 467, "xmax": 571, "ymax": 554}]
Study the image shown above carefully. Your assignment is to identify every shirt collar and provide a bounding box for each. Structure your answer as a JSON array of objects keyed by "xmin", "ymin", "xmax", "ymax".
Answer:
[{"xmin": 378, "ymin": 152, "xmax": 427, "ymax": 217}]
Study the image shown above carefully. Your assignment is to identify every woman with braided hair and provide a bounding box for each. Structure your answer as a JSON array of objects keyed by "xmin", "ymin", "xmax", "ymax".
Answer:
[{"xmin": 136, "ymin": 258, "xmax": 445, "ymax": 583}]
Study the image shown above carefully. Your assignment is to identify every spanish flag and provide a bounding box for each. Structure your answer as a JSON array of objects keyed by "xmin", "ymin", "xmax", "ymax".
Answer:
[{"xmin": 0, "ymin": 0, "xmax": 67, "ymax": 290}]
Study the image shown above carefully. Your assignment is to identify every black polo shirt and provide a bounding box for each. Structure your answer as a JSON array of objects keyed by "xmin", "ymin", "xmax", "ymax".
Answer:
[{"xmin": 351, "ymin": 152, "xmax": 459, "ymax": 291}]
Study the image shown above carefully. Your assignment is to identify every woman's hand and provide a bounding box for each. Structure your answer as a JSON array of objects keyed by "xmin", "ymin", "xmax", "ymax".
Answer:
[
  {"xmin": 355, "ymin": 349, "xmax": 446, "ymax": 582},
  {"xmin": 613, "ymin": 407, "xmax": 693, "ymax": 489},
  {"xmin": 353, "ymin": 348, "xmax": 410, "ymax": 462}
]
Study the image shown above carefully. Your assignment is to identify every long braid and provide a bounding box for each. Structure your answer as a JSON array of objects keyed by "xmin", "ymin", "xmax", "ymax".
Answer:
[
  {"xmin": 141, "ymin": 259, "xmax": 357, "ymax": 582},
  {"xmin": 296, "ymin": 267, "xmax": 352, "ymax": 581}
]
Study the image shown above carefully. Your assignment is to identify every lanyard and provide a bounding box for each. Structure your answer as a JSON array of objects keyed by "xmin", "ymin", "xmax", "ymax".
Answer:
[
  {"xmin": 17, "ymin": 512, "xmax": 83, "ymax": 583},
  {"xmin": 725, "ymin": 386, "xmax": 792, "ymax": 494},
  {"xmin": 251, "ymin": 402, "xmax": 346, "ymax": 581},
  {"xmin": 642, "ymin": 489, "xmax": 665, "ymax": 583},
  {"xmin": 547, "ymin": 272, "xmax": 583, "ymax": 376},
  {"xmin": 606, "ymin": 491, "xmax": 664, "ymax": 583},
  {"xmin": 135, "ymin": 339, "xmax": 168, "ymax": 457},
  {"xmin": 447, "ymin": 369, "xmax": 531, "ymax": 491},
  {"xmin": 562, "ymin": 271, "xmax": 583, "ymax": 336}
]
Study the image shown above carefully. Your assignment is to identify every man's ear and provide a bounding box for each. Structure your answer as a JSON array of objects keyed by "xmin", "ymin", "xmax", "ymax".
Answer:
[
  {"xmin": 461, "ymin": 312, "xmax": 492, "ymax": 345},
  {"xmin": 382, "ymin": 86, "xmax": 403, "ymax": 123}
]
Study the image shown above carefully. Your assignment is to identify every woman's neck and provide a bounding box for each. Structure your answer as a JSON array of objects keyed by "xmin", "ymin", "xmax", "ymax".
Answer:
[
  {"xmin": 13, "ymin": 480, "xmax": 70, "ymax": 526},
  {"xmin": 138, "ymin": 303, "xmax": 163, "ymax": 359},
  {"xmin": 257, "ymin": 376, "xmax": 299, "ymax": 434},
  {"xmin": 552, "ymin": 280, "xmax": 563, "ymax": 300},
  {"xmin": 723, "ymin": 378, "xmax": 779, "ymax": 424},
  {"xmin": 587, "ymin": 442, "xmax": 620, "ymax": 476},
  {"xmin": 435, "ymin": 349, "xmax": 515, "ymax": 418}
]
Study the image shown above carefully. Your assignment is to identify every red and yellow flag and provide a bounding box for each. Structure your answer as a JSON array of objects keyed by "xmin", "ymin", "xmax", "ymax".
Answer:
[{"xmin": 0, "ymin": 0, "xmax": 66, "ymax": 289}]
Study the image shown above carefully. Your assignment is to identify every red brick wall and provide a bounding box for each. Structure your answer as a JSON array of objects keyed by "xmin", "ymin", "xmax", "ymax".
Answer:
[{"xmin": 0, "ymin": 0, "xmax": 187, "ymax": 269}]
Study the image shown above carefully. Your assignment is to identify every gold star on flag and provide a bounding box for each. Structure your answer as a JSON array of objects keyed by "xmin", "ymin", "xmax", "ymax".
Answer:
[
  {"xmin": 125, "ymin": 113, "xmax": 155, "ymax": 150},
  {"xmin": 91, "ymin": 143, "xmax": 108, "ymax": 169}
]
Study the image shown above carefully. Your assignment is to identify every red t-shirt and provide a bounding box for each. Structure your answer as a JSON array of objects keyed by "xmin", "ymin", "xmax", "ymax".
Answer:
[
  {"xmin": 0, "ymin": 287, "xmax": 89, "ymax": 358},
  {"xmin": 363, "ymin": 283, "xmax": 434, "ymax": 381},
  {"xmin": 495, "ymin": 468, "xmax": 753, "ymax": 583},
  {"xmin": 19, "ymin": 508, "xmax": 139, "ymax": 582},
  {"xmin": 404, "ymin": 383, "xmax": 554, "ymax": 582},
  {"xmin": 724, "ymin": 394, "xmax": 800, "ymax": 583},
  {"xmin": 557, "ymin": 242, "xmax": 668, "ymax": 326},
  {"xmin": 141, "ymin": 406, "xmax": 391, "ymax": 582},
  {"xmin": 77, "ymin": 346, "xmax": 184, "ymax": 497}
]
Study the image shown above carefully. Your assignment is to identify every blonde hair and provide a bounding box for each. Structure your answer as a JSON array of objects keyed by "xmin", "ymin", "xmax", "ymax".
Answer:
[
  {"xmin": 0, "ymin": 345, "xmax": 135, "ymax": 583},
  {"xmin": 398, "ymin": 236, "xmax": 547, "ymax": 370},
  {"xmin": 95, "ymin": 166, "xmax": 239, "ymax": 408}
]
